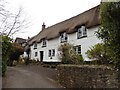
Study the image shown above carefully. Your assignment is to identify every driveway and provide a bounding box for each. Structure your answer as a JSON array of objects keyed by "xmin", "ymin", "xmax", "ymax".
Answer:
[{"xmin": 2, "ymin": 65, "xmax": 62, "ymax": 88}]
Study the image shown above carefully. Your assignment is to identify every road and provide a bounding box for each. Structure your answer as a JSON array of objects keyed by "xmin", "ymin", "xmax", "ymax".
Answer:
[{"xmin": 2, "ymin": 65, "xmax": 62, "ymax": 88}]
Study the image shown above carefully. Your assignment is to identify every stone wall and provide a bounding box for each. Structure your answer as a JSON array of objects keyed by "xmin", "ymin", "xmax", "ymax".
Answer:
[{"xmin": 57, "ymin": 65, "xmax": 120, "ymax": 88}]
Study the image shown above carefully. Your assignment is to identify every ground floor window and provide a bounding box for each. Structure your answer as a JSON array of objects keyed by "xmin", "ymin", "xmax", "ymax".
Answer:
[
  {"xmin": 35, "ymin": 52, "xmax": 38, "ymax": 57},
  {"xmin": 52, "ymin": 49, "xmax": 55, "ymax": 56},
  {"xmin": 74, "ymin": 45, "xmax": 81, "ymax": 55},
  {"xmin": 48, "ymin": 49, "xmax": 55, "ymax": 57},
  {"xmin": 48, "ymin": 50, "xmax": 51, "ymax": 57}
]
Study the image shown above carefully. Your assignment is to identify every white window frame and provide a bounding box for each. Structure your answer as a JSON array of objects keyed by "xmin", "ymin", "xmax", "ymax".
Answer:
[
  {"xmin": 77, "ymin": 28, "xmax": 82, "ymax": 39},
  {"xmin": 34, "ymin": 43, "xmax": 37, "ymax": 49},
  {"xmin": 48, "ymin": 49, "xmax": 55, "ymax": 57},
  {"xmin": 60, "ymin": 32, "xmax": 67, "ymax": 43},
  {"xmin": 74, "ymin": 45, "xmax": 81, "ymax": 55},
  {"xmin": 52, "ymin": 49, "xmax": 55, "ymax": 56},
  {"xmin": 82, "ymin": 26, "xmax": 87, "ymax": 37},
  {"xmin": 77, "ymin": 26, "xmax": 87, "ymax": 39},
  {"xmin": 48, "ymin": 50, "xmax": 51, "ymax": 57},
  {"xmin": 42, "ymin": 40, "xmax": 47, "ymax": 47}
]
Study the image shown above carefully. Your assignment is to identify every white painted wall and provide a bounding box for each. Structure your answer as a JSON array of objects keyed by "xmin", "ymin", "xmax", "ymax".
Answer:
[
  {"xmin": 28, "ymin": 26, "xmax": 101, "ymax": 62},
  {"xmin": 68, "ymin": 26, "xmax": 101, "ymax": 61}
]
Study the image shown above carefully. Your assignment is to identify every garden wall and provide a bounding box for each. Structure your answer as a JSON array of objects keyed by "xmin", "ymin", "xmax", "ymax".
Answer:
[{"xmin": 57, "ymin": 65, "xmax": 120, "ymax": 88}]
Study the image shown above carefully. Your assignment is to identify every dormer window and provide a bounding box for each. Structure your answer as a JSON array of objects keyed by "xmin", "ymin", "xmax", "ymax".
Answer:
[
  {"xmin": 42, "ymin": 39, "xmax": 47, "ymax": 47},
  {"xmin": 60, "ymin": 32, "xmax": 67, "ymax": 43},
  {"xmin": 82, "ymin": 26, "xmax": 87, "ymax": 36},
  {"xmin": 77, "ymin": 26, "xmax": 87, "ymax": 39},
  {"xmin": 34, "ymin": 43, "xmax": 37, "ymax": 49}
]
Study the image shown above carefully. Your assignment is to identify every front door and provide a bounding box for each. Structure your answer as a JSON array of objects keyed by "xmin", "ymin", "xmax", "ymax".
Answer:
[{"xmin": 40, "ymin": 51, "xmax": 44, "ymax": 62}]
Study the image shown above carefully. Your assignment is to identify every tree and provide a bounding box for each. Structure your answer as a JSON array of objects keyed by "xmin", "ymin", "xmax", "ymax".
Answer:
[
  {"xmin": 97, "ymin": 2, "xmax": 120, "ymax": 68},
  {"xmin": 2, "ymin": 35, "xmax": 13, "ymax": 76},
  {"xmin": 8, "ymin": 43, "xmax": 24, "ymax": 66},
  {"xmin": 0, "ymin": 0, "xmax": 29, "ymax": 37},
  {"xmin": 0, "ymin": 0, "xmax": 30, "ymax": 75}
]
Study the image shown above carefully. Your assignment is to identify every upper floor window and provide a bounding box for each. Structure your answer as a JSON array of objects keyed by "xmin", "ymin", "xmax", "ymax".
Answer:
[
  {"xmin": 34, "ymin": 43, "xmax": 37, "ymax": 49},
  {"xmin": 60, "ymin": 32, "xmax": 68, "ymax": 43},
  {"xmin": 77, "ymin": 26, "xmax": 87, "ymax": 39},
  {"xmin": 42, "ymin": 39, "xmax": 47, "ymax": 47},
  {"xmin": 74, "ymin": 45, "xmax": 81, "ymax": 55}
]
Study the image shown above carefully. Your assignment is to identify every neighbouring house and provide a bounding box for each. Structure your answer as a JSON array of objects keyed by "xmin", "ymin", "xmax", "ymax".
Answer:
[
  {"xmin": 24, "ymin": 5, "xmax": 101, "ymax": 62},
  {"xmin": 15, "ymin": 37, "xmax": 27, "ymax": 48}
]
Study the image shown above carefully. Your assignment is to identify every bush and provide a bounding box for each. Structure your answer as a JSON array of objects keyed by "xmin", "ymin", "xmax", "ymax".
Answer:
[
  {"xmin": 2, "ymin": 60, "xmax": 7, "ymax": 76},
  {"xmin": 86, "ymin": 43, "xmax": 115, "ymax": 65},
  {"xmin": 8, "ymin": 43, "xmax": 24, "ymax": 66},
  {"xmin": 97, "ymin": 2, "xmax": 120, "ymax": 69},
  {"xmin": 23, "ymin": 57, "xmax": 29, "ymax": 65},
  {"xmin": 58, "ymin": 43, "xmax": 83, "ymax": 64},
  {"xmin": 2, "ymin": 36, "xmax": 13, "ymax": 76}
]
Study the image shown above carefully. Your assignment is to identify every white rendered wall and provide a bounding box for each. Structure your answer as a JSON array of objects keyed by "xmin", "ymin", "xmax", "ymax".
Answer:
[
  {"xmin": 29, "ymin": 26, "xmax": 101, "ymax": 62},
  {"xmin": 68, "ymin": 26, "xmax": 101, "ymax": 61}
]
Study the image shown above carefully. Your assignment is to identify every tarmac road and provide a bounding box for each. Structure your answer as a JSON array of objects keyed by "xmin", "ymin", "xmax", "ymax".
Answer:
[{"xmin": 2, "ymin": 65, "xmax": 62, "ymax": 88}]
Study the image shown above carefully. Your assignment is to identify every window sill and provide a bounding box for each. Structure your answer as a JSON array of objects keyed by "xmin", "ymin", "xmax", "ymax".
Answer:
[
  {"xmin": 42, "ymin": 45, "xmax": 46, "ymax": 48},
  {"xmin": 61, "ymin": 40, "xmax": 67, "ymax": 43},
  {"xmin": 77, "ymin": 36, "xmax": 87, "ymax": 39},
  {"xmin": 34, "ymin": 48, "xmax": 37, "ymax": 49}
]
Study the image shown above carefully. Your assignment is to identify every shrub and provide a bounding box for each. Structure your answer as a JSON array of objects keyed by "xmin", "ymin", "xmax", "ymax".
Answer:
[
  {"xmin": 23, "ymin": 57, "xmax": 29, "ymax": 65},
  {"xmin": 58, "ymin": 43, "xmax": 83, "ymax": 64},
  {"xmin": 86, "ymin": 43, "xmax": 115, "ymax": 65},
  {"xmin": 97, "ymin": 2, "xmax": 120, "ymax": 68},
  {"xmin": 2, "ymin": 36, "xmax": 13, "ymax": 76}
]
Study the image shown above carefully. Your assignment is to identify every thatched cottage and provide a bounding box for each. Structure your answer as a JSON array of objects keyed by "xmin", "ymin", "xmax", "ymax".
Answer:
[{"xmin": 24, "ymin": 5, "xmax": 101, "ymax": 62}]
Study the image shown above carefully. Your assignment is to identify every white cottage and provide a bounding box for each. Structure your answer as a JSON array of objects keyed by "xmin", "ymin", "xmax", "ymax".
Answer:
[{"xmin": 25, "ymin": 5, "xmax": 101, "ymax": 62}]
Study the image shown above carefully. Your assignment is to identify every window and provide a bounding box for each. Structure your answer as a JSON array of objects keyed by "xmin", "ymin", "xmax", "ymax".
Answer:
[
  {"xmin": 82, "ymin": 26, "xmax": 87, "ymax": 36},
  {"xmin": 34, "ymin": 43, "xmax": 37, "ymax": 49},
  {"xmin": 74, "ymin": 45, "xmax": 81, "ymax": 55},
  {"xmin": 48, "ymin": 49, "xmax": 55, "ymax": 57},
  {"xmin": 77, "ymin": 26, "xmax": 87, "ymax": 39},
  {"xmin": 42, "ymin": 40, "xmax": 47, "ymax": 47},
  {"xmin": 52, "ymin": 49, "xmax": 55, "ymax": 56},
  {"xmin": 77, "ymin": 28, "xmax": 82, "ymax": 39},
  {"xmin": 48, "ymin": 50, "xmax": 51, "ymax": 57},
  {"xmin": 35, "ymin": 52, "xmax": 38, "ymax": 57},
  {"xmin": 60, "ymin": 32, "xmax": 67, "ymax": 43}
]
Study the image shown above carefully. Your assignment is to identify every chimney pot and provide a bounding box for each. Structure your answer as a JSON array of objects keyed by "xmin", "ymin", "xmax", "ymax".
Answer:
[{"xmin": 42, "ymin": 22, "xmax": 46, "ymax": 30}]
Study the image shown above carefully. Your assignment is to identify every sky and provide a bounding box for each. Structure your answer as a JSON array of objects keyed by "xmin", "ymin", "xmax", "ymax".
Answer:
[{"xmin": 6, "ymin": 0, "xmax": 101, "ymax": 39}]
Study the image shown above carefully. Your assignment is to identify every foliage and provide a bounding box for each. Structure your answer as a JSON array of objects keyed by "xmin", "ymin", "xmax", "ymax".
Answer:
[
  {"xmin": 2, "ymin": 35, "xmax": 13, "ymax": 76},
  {"xmin": 2, "ymin": 35, "xmax": 24, "ymax": 76},
  {"xmin": 58, "ymin": 43, "xmax": 83, "ymax": 64},
  {"xmin": 8, "ymin": 43, "xmax": 24, "ymax": 66},
  {"xmin": 97, "ymin": 2, "xmax": 120, "ymax": 68},
  {"xmin": 86, "ymin": 43, "xmax": 115, "ymax": 65}
]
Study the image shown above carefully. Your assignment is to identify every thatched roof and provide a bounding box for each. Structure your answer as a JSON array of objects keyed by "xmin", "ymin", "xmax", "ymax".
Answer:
[{"xmin": 29, "ymin": 5, "xmax": 100, "ymax": 45}]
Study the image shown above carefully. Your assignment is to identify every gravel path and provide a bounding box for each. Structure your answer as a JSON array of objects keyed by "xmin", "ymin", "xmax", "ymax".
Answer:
[{"xmin": 2, "ymin": 64, "xmax": 62, "ymax": 88}]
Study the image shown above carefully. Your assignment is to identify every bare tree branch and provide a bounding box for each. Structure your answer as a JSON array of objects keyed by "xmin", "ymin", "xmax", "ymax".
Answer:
[{"xmin": 0, "ymin": 1, "xmax": 30, "ymax": 37}]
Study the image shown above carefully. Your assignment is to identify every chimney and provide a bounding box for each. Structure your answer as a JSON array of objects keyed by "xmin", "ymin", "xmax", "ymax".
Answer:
[
  {"xmin": 42, "ymin": 22, "xmax": 46, "ymax": 30},
  {"xmin": 28, "ymin": 36, "xmax": 30, "ymax": 39}
]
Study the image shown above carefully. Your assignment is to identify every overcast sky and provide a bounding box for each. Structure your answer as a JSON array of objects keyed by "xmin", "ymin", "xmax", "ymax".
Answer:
[{"xmin": 6, "ymin": 0, "xmax": 101, "ymax": 39}]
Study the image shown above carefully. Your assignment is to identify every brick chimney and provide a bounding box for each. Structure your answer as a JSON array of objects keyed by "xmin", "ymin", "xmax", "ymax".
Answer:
[{"xmin": 42, "ymin": 22, "xmax": 46, "ymax": 30}]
